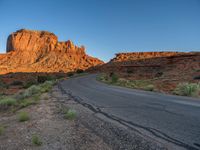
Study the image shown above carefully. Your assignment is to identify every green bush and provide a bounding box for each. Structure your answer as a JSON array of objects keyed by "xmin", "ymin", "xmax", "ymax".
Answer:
[
  {"xmin": 111, "ymin": 73, "xmax": 119, "ymax": 83},
  {"xmin": 18, "ymin": 111, "xmax": 30, "ymax": 122},
  {"xmin": 174, "ymin": 83, "xmax": 200, "ymax": 96},
  {"xmin": 23, "ymin": 81, "xmax": 37, "ymax": 88},
  {"xmin": 15, "ymin": 82, "xmax": 53, "ymax": 100},
  {"xmin": 27, "ymin": 85, "xmax": 41, "ymax": 95},
  {"xmin": 144, "ymin": 85, "xmax": 154, "ymax": 91},
  {"xmin": 97, "ymin": 74, "xmax": 109, "ymax": 82},
  {"xmin": 39, "ymin": 81, "xmax": 55, "ymax": 93},
  {"xmin": 0, "ymin": 125, "xmax": 5, "ymax": 135},
  {"xmin": 0, "ymin": 97, "xmax": 17, "ymax": 107},
  {"xmin": 64, "ymin": 109, "xmax": 77, "ymax": 120},
  {"xmin": 14, "ymin": 85, "xmax": 41, "ymax": 100},
  {"xmin": 19, "ymin": 99, "xmax": 37, "ymax": 108},
  {"xmin": 14, "ymin": 91, "xmax": 27, "ymax": 100},
  {"xmin": 32, "ymin": 134, "xmax": 42, "ymax": 146}
]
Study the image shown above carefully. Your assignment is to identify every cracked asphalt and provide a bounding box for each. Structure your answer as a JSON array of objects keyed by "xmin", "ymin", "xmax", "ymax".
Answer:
[{"xmin": 60, "ymin": 74, "xmax": 200, "ymax": 150}]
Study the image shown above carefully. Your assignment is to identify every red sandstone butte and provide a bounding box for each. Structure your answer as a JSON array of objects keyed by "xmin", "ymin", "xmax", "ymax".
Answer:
[{"xmin": 0, "ymin": 29, "xmax": 104, "ymax": 74}]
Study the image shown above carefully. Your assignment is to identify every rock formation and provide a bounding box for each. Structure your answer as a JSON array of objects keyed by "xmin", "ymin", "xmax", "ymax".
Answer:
[
  {"xmin": 110, "ymin": 52, "xmax": 187, "ymax": 62},
  {"xmin": 0, "ymin": 29, "xmax": 104, "ymax": 74}
]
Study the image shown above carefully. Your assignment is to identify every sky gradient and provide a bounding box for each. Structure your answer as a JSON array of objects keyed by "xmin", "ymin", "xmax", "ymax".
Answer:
[{"xmin": 0, "ymin": 0, "xmax": 200, "ymax": 62}]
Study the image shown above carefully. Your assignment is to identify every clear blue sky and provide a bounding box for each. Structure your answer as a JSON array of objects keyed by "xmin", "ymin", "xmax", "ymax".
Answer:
[{"xmin": 0, "ymin": 0, "xmax": 200, "ymax": 62}]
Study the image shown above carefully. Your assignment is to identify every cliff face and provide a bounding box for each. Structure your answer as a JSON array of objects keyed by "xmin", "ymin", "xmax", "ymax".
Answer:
[
  {"xmin": 6, "ymin": 29, "xmax": 58, "ymax": 53},
  {"xmin": 0, "ymin": 29, "xmax": 103, "ymax": 74}
]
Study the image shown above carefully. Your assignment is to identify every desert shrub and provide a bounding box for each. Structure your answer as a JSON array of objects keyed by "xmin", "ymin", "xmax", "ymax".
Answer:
[
  {"xmin": 19, "ymin": 99, "xmax": 37, "ymax": 108},
  {"xmin": 97, "ymin": 74, "xmax": 109, "ymax": 82},
  {"xmin": 32, "ymin": 134, "xmax": 42, "ymax": 146},
  {"xmin": 0, "ymin": 97, "xmax": 17, "ymax": 107},
  {"xmin": 14, "ymin": 91, "xmax": 28, "ymax": 100},
  {"xmin": 64, "ymin": 109, "xmax": 77, "ymax": 120},
  {"xmin": 15, "ymin": 81, "xmax": 54, "ymax": 102},
  {"xmin": 14, "ymin": 85, "xmax": 41, "ymax": 100},
  {"xmin": 76, "ymin": 69, "xmax": 84, "ymax": 74},
  {"xmin": 144, "ymin": 85, "xmax": 154, "ymax": 91},
  {"xmin": 67, "ymin": 72, "xmax": 74, "ymax": 77},
  {"xmin": 111, "ymin": 73, "xmax": 119, "ymax": 83},
  {"xmin": 23, "ymin": 81, "xmax": 37, "ymax": 88},
  {"xmin": 27, "ymin": 85, "xmax": 41, "ymax": 95},
  {"xmin": 37, "ymin": 75, "xmax": 54, "ymax": 83},
  {"xmin": 10, "ymin": 80, "xmax": 23, "ymax": 86},
  {"xmin": 174, "ymin": 83, "xmax": 200, "ymax": 96},
  {"xmin": 0, "ymin": 125, "xmax": 5, "ymax": 135},
  {"xmin": 18, "ymin": 111, "xmax": 30, "ymax": 122},
  {"xmin": 39, "ymin": 81, "xmax": 55, "ymax": 93},
  {"xmin": 16, "ymin": 81, "xmax": 54, "ymax": 100}
]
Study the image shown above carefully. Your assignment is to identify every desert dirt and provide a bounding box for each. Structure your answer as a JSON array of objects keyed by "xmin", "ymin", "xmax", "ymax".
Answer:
[{"xmin": 0, "ymin": 85, "xmax": 111, "ymax": 150}]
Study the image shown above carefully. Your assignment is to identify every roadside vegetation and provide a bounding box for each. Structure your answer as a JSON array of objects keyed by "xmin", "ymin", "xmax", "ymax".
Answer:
[
  {"xmin": 32, "ymin": 134, "xmax": 43, "ymax": 146},
  {"xmin": 97, "ymin": 73, "xmax": 155, "ymax": 92},
  {"xmin": 61, "ymin": 107, "xmax": 77, "ymax": 120},
  {"xmin": 0, "ymin": 70, "xmax": 88, "ymax": 112},
  {"xmin": 0, "ymin": 71, "xmax": 83, "ymax": 140},
  {"xmin": 98, "ymin": 73, "xmax": 200, "ymax": 97},
  {"xmin": 0, "ymin": 79, "xmax": 56, "ymax": 112},
  {"xmin": 173, "ymin": 82, "xmax": 200, "ymax": 97},
  {"xmin": 0, "ymin": 125, "xmax": 5, "ymax": 135},
  {"xmin": 18, "ymin": 111, "xmax": 30, "ymax": 122}
]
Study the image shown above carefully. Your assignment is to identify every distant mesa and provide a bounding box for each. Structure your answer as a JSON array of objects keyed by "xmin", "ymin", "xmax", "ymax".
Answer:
[{"xmin": 0, "ymin": 29, "xmax": 104, "ymax": 74}]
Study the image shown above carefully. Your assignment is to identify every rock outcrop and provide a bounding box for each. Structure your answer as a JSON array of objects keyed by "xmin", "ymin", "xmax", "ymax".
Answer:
[
  {"xmin": 0, "ymin": 29, "xmax": 104, "ymax": 74},
  {"xmin": 110, "ymin": 52, "xmax": 188, "ymax": 62}
]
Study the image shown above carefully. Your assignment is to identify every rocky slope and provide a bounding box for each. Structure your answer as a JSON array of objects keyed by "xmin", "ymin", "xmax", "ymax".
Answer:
[
  {"xmin": 0, "ymin": 29, "xmax": 103, "ymax": 74},
  {"xmin": 100, "ymin": 52, "xmax": 200, "ymax": 92}
]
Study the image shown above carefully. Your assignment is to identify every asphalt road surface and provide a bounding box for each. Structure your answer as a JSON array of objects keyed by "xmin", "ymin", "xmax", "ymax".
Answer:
[{"xmin": 60, "ymin": 74, "xmax": 200, "ymax": 150}]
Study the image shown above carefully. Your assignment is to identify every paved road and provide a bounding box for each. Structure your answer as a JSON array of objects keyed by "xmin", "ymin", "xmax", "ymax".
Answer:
[{"xmin": 60, "ymin": 74, "xmax": 200, "ymax": 150}]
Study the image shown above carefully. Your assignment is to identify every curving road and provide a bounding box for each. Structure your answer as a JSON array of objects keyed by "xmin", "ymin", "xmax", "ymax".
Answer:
[{"xmin": 60, "ymin": 74, "xmax": 200, "ymax": 150}]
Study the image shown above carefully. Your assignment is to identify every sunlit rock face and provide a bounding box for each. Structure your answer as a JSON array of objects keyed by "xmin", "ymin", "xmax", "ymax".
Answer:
[
  {"xmin": 0, "ymin": 29, "xmax": 104, "ymax": 74},
  {"xmin": 6, "ymin": 29, "xmax": 58, "ymax": 53},
  {"xmin": 110, "ymin": 52, "xmax": 186, "ymax": 62}
]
